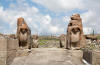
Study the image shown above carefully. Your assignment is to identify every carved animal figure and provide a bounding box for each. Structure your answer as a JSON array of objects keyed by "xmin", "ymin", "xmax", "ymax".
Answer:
[
  {"xmin": 66, "ymin": 14, "xmax": 86, "ymax": 50},
  {"xmin": 17, "ymin": 17, "xmax": 32, "ymax": 49},
  {"xmin": 32, "ymin": 35, "xmax": 39, "ymax": 48}
]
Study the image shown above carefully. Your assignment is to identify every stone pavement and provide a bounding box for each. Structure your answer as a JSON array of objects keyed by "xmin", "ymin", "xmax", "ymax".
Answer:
[{"xmin": 11, "ymin": 48, "xmax": 85, "ymax": 65}]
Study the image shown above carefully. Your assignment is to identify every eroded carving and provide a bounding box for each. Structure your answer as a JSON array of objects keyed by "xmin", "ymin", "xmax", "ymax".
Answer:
[
  {"xmin": 32, "ymin": 34, "xmax": 39, "ymax": 48},
  {"xmin": 66, "ymin": 14, "xmax": 86, "ymax": 50},
  {"xmin": 17, "ymin": 17, "xmax": 32, "ymax": 49}
]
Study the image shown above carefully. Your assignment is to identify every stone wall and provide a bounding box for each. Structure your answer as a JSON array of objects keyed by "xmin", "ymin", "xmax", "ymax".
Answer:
[
  {"xmin": 0, "ymin": 37, "xmax": 7, "ymax": 65},
  {"xmin": 7, "ymin": 38, "xmax": 19, "ymax": 65},
  {"xmin": 92, "ymin": 51, "xmax": 100, "ymax": 65},
  {"xmin": 83, "ymin": 50, "xmax": 100, "ymax": 65},
  {"xmin": 0, "ymin": 36, "xmax": 19, "ymax": 65}
]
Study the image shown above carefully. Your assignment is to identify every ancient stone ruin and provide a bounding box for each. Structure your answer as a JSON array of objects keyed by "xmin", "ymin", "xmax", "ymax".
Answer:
[
  {"xmin": 17, "ymin": 17, "xmax": 32, "ymax": 49},
  {"xmin": 32, "ymin": 34, "xmax": 39, "ymax": 48},
  {"xmin": 0, "ymin": 35, "xmax": 19, "ymax": 65},
  {"xmin": 0, "ymin": 14, "xmax": 100, "ymax": 65},
  {"xmin": 66, "ymin": 14, "xmax": 86, "ymax": 50}
]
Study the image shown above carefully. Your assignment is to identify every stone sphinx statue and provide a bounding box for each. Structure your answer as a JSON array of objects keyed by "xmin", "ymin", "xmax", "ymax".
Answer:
[
  {"xmin": 66, "ymin": 14, "xmax": 86, "ymax": 50},
  {"xmin": 17, "ymin": 17, "xmax": 32, "ymax": 49}
]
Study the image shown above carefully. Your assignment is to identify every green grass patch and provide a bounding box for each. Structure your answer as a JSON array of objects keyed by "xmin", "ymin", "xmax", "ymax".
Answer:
[
  {"xmin": 39, "ymin": 42, "xmax": 46, "ymax": 45},
  {"xmin": 39, "ymin": 38, "xmax": 59, "ymax": 42},
  {"xmin": 38, "ymin": 39, "xmax": 49, "ymax": 42},
  {"xmin": 97, "ymin": 36, "xmax": 100, "ymax": 40}
]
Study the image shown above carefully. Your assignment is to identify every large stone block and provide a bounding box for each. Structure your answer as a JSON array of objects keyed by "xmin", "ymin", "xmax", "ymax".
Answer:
[
  {"xmin": 0, "ymin": 59, "xmax": 5, "ymax": 65},
  {"xmin": 0, "ymin": 49, "xmax": 7, "ymax": 65},
  {"xmin": 7, "ymin": 39, "xmax": 19, "ymax": 50},
  {"xmin": 0, "ymin": 38, "xmax": 7, "ymax": 51},
  {"xmin": 0, "ymin": 51, "xmax": 7, "ymax": 59},
  {"xmin": 0, "ymin": 37, "xmax": 19, "ymax": 65},
  {"xmin": 83, "ymin": 50, "xmax": 100, "ymax": 65},
  {"xmin": 92, "ymin": 51, "xmax": 100, "ymax": 65},
  {"xmin": 7, "ymin": 50, "xmax": 17, "ymax": 65},
  {"xmin": 7, "ymin": 38, "xmax": 18, "ymax": 65},
  {"xmin": 0, "ymin": 38, "xmax": 7, "ymax": 65},
  {"xmin": 83, "ymin": 50, "xmax": 92, "ymax": 64}
]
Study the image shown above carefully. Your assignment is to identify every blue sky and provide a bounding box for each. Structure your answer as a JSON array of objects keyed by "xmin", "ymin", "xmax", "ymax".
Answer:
[{"xmin": 0, "ymin": 0, "xmax": 100, "ymax": 35}]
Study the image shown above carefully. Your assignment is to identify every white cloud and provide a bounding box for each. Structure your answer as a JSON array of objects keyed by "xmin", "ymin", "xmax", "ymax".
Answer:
[
  {"xmin": 32, "ymin": 0, "xmax": 84, "ymax": 12},
  {"xmin": 83, "ymin": 27, "xmax": 92, "ymax": 34},
  {"xmin": 0, "ymin": 0, "xmax": 100, "ymax": 35},
  {"xmin": 0, "ymin": 5, "xmax": 41, "ymax": 34},
  {"xmin": 50, "ymin": 26, "xmax": 58, "ymax": 34},
  {"xmin": 81, "ymin": 10, "xmax": 94, "ymax": 23},
  {"xmin": 41, "ymin": 15, "xmax": 51, "ymax": 25},
  {"xmin": 63, "ymin": 16, "xmax": 70, "ymax": 23},
  {"xmin": 32, "ymin": 0, "xmax": 100, "ymax": 34},
  {"xmin": 0, "ymin": 5, "xmax": 64, "ymax": 35},
  {"xmin": 0, "ymin": 27, "xmax": 3, "ymax": 29},
  {"xmin": 50, "ymin": 26, "xmax": 64, "ymax": 34},
  {"xmin": 81, "ymin": 0, "xmax": 100, "ymax": 34}
]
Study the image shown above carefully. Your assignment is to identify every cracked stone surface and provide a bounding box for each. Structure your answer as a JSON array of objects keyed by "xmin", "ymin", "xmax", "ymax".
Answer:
[{"xmin": 11, "ymin": 48, "xmax": 85, "ymax": 65}]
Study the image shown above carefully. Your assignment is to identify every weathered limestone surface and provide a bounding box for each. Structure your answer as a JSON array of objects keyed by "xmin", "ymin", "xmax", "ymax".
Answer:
[
  {"xmin": 32, "ymin": 34, "xmax": 39, "ymax": 48},
  {"xmin": 0, "ymin": 37, "xmax": 8, "ymax": 65},
  {"xmin": 0, "ymin": 37, "xmax": 19, "ymax": 65},
  {"xmin": 92, "ymin": 51, "xmax": 100, "ymax": 65},
  {"xmin": 83, "ymin": 50, "xmax": 100, "ymax": 65},
  {"xmin": 11, "ymin": 48, "xmax": 85, "ymax": 65},
  {"xmin": 7, "ymin": 39, "xmax": 19, "ymax": 50},
  {"xmin": 0, "ymin": 37, "xmax": 7, "ymax": 51},
  {"xmin": 17, "ymin": 17, "xmax": 31, "ymax": 49},
  {"xmin": 66, "ymin": 14, "xmax": 86, "ymax": 49},
  {"xmin": 7, "ymin": 38, "xmax": 19, "ymax": 65}
]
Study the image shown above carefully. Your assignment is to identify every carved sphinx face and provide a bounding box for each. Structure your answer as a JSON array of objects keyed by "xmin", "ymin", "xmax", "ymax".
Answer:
[
  {"xmin": 70, "ymin": 26, "xmax": 81, "ymax": 43},
  {"xmin": 19, "ymin": 27, "xmax": 28, "ymax": 42},
  {"xmin": 20, "ymin": 28, "xmax": 28, "ymax": 34}
]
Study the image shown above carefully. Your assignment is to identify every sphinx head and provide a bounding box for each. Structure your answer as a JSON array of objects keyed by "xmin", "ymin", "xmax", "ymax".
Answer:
[{"xmin": 71, "ymin": 13, "xmax": 81, "ymax": 20}]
